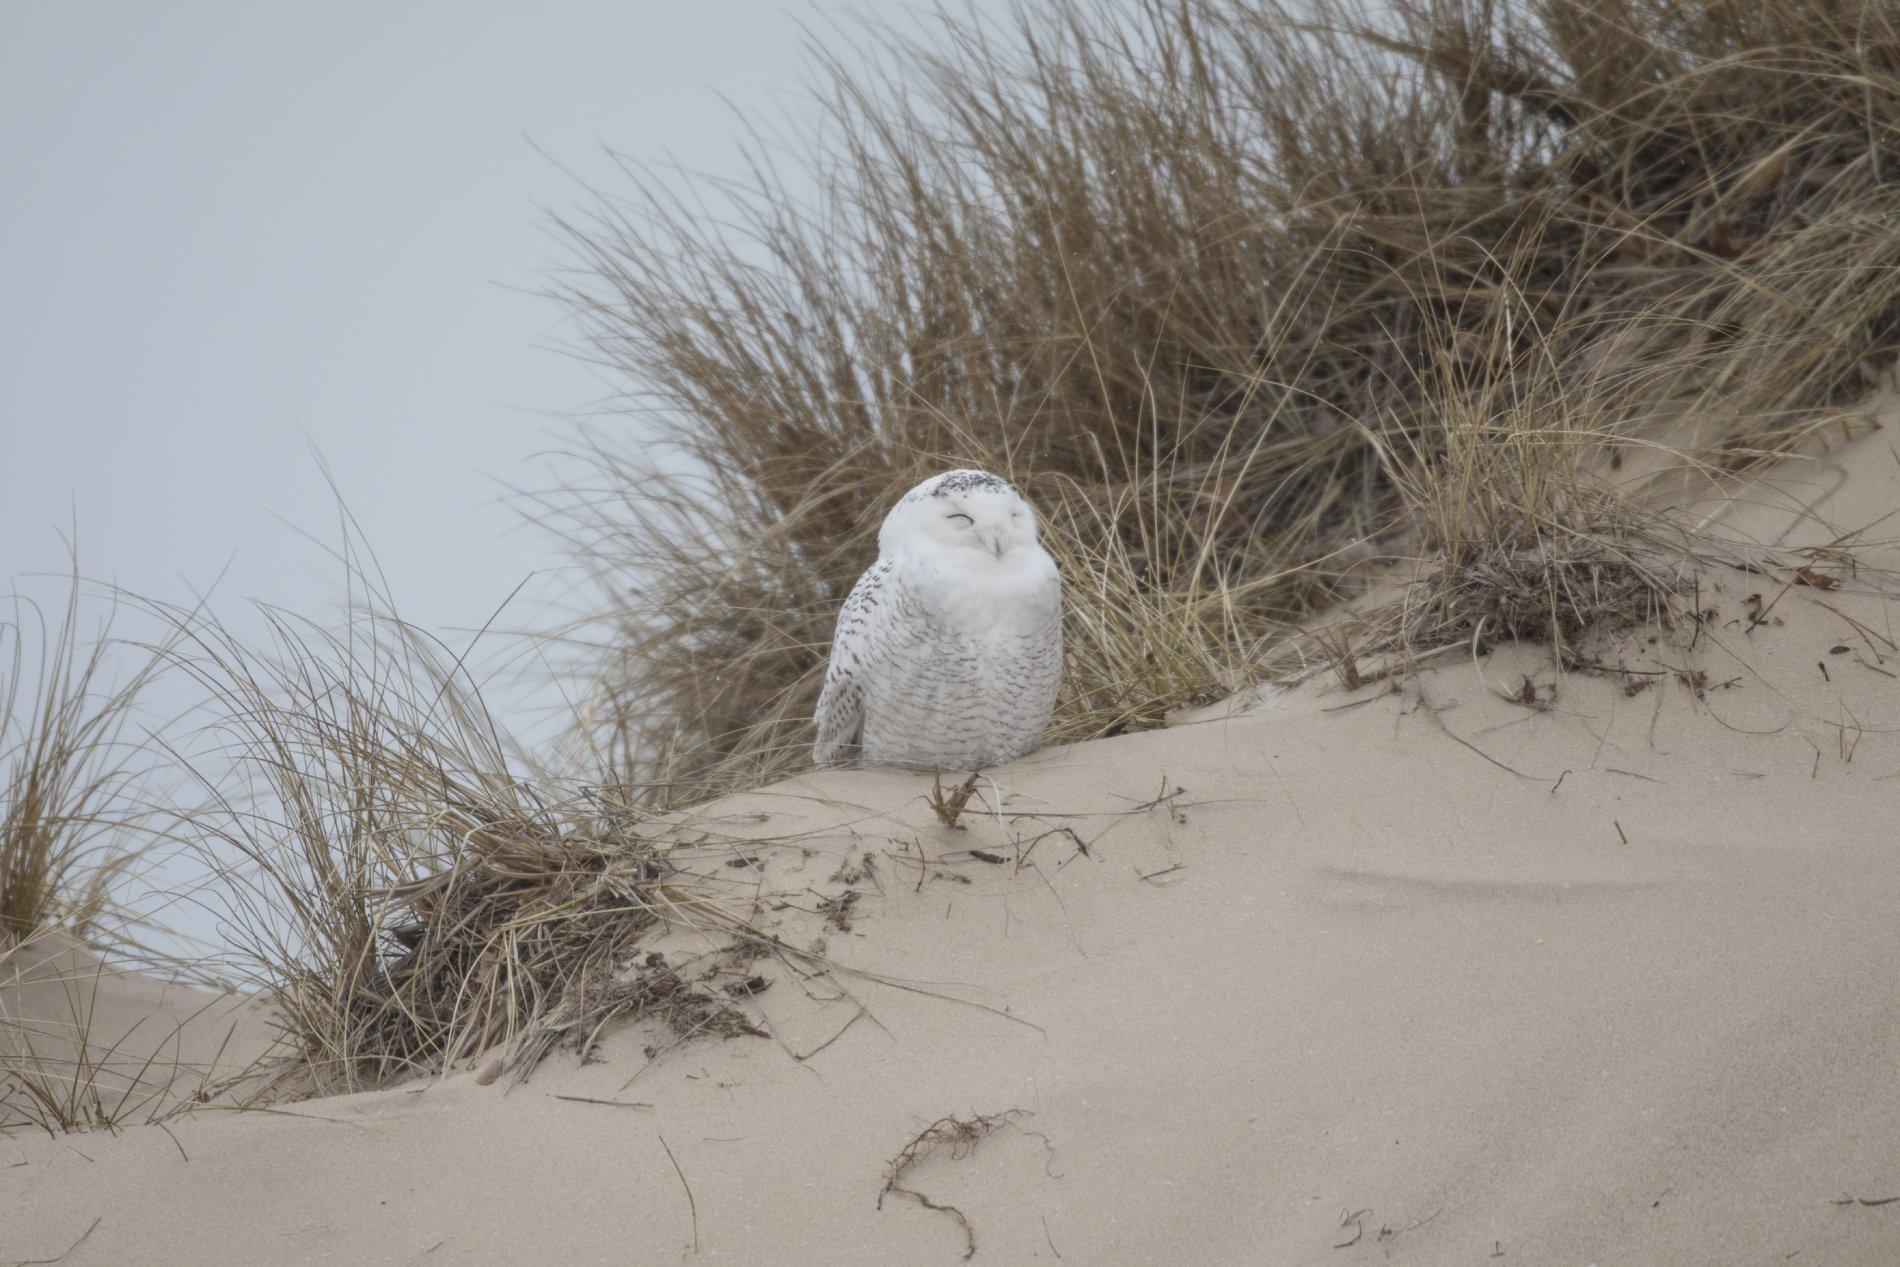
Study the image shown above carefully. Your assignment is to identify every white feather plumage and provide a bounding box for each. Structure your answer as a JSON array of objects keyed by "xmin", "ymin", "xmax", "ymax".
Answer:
[{"xmin": 813, "ymin": 470, "xmax": 1062, "ymax": 769}]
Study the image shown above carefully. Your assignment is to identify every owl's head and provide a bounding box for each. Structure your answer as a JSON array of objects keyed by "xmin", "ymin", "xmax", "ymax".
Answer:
[{"xmin": 879, "ymin": 469, "xmax": 1041, "ymax": 562}]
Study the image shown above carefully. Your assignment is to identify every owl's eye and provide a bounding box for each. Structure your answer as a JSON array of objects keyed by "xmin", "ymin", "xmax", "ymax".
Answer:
[{"xmin": 947, "ymin": 512, "xmax": 974, "ymax": 526}]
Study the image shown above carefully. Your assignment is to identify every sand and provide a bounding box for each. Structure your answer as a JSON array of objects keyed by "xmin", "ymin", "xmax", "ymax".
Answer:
[{"xmin": 5, "ymin": 423, "xmax": 1899, "ymax": 1264}]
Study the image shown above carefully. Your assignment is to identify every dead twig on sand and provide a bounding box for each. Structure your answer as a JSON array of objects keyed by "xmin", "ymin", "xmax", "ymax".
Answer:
[
  {"xmin": 929, "ymin": 771, "xmax": 981, "ymax": 829},
  {"xmin": 1413, "ymin": 682, "xmax": 1537, "ymax": 781},
  {"xmin": 551, "ymin": 1095, "xmax": 653, "ymax": 1110},
  {"xmin": 792, "ymin": 1008, "xmax": 867, "ymax": 1063},
  {"xmin": 878, "ymin": 1110, "xmax": 1027, "ymax": 1260}
]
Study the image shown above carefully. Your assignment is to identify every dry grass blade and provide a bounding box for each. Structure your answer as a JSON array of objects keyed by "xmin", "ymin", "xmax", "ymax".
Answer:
[
  {"xmin": 13, "ymin": 1214, "xmax": 102, "ymax": 1266},
  {"xmin": 658, "ymin": 1133, "xmax": 699, "ymax": 1255}
]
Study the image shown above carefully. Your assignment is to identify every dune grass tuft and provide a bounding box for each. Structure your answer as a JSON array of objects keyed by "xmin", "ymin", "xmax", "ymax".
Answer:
[
  {"xmin": 141, "ymin": 578, "xmax": 768, "ymax": 1096},
  {"xmin": 1, "ymin": 576, "xmax": 168, "ymax": 947},
  {"xmin": 544, "ymin": 0, "xmax": 1900, "ymax": 801},
  {"xmin": 1, "ymin": 576, "xmax": 234, "ymax": 1131}
]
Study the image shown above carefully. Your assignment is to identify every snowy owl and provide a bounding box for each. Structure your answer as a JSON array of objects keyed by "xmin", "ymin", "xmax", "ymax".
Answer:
[{"xmin": 813, "ymin": 469, "xmax": 1062, "ymax": 769}]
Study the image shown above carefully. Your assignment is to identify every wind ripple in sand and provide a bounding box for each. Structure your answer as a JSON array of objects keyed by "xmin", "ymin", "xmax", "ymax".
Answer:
[{"xmin": 1314, "ymin": 862, "xmax": 1663, "ymax": 909}]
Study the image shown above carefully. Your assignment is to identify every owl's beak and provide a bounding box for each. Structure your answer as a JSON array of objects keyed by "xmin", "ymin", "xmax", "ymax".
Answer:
[{"xmin": 981, "ymin": 529, "xmax": 1008, "ymax": 559}]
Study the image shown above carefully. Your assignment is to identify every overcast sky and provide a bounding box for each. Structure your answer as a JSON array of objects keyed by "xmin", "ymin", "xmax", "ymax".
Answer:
[
  {"xmin": 3, "ymin": 1, "xmax": 1025, "ymax": 951},
  {"xmin": 1, "ymin": 1, "xmax": 1001, "ymax": 732}
]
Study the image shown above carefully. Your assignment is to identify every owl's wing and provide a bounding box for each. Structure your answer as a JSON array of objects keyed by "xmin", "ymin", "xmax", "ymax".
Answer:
[{"xmin": 812, "ymin": 561, "xmax": 891, "ymax": 764}]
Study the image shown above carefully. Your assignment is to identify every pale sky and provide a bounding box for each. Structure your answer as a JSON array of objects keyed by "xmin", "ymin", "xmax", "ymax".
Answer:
[
  {"xmin": 0, "ymin": 1, "xmax": 976, "ymax": 731},
  {"xmin": 1, "ymin": 0, "xmax": 1015, "ymax": 951}
]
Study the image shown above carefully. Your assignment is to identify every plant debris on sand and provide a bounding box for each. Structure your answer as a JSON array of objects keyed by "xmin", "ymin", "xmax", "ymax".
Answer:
[{"xmin": 878, "ymin": 1110, "xmax": 1030, "ymax": 1261}]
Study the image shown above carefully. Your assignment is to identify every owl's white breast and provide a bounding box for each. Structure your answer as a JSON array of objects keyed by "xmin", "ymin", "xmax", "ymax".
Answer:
[
  {"xmin": 901, "ymin": 544, "xmax": 1061, "ymax": 637},
  {"xmin": 844, "ymin": 543, "xmax": 1061, "ymax": 768}
]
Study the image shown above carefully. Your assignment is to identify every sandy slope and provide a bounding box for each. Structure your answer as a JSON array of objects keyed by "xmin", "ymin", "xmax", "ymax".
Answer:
[
  {"xmin": 1, "ymin": 934, "xmax": 271, "ymax": 1136},
  {"xmin": 5, "ymin": 428, "xmax": 1899, "ymax": 1265}
]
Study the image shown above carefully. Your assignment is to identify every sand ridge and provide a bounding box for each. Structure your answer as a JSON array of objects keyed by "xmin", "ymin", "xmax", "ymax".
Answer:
[{"xmin": 5, "ymin": 426, "xmax": 1899, "ymax": 1264}]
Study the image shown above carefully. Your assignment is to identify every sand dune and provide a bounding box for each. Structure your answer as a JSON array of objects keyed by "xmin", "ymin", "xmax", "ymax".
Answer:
[{"xmin": 5, "ymin": 427, "xmax": 1899, "ymax": 1264}]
